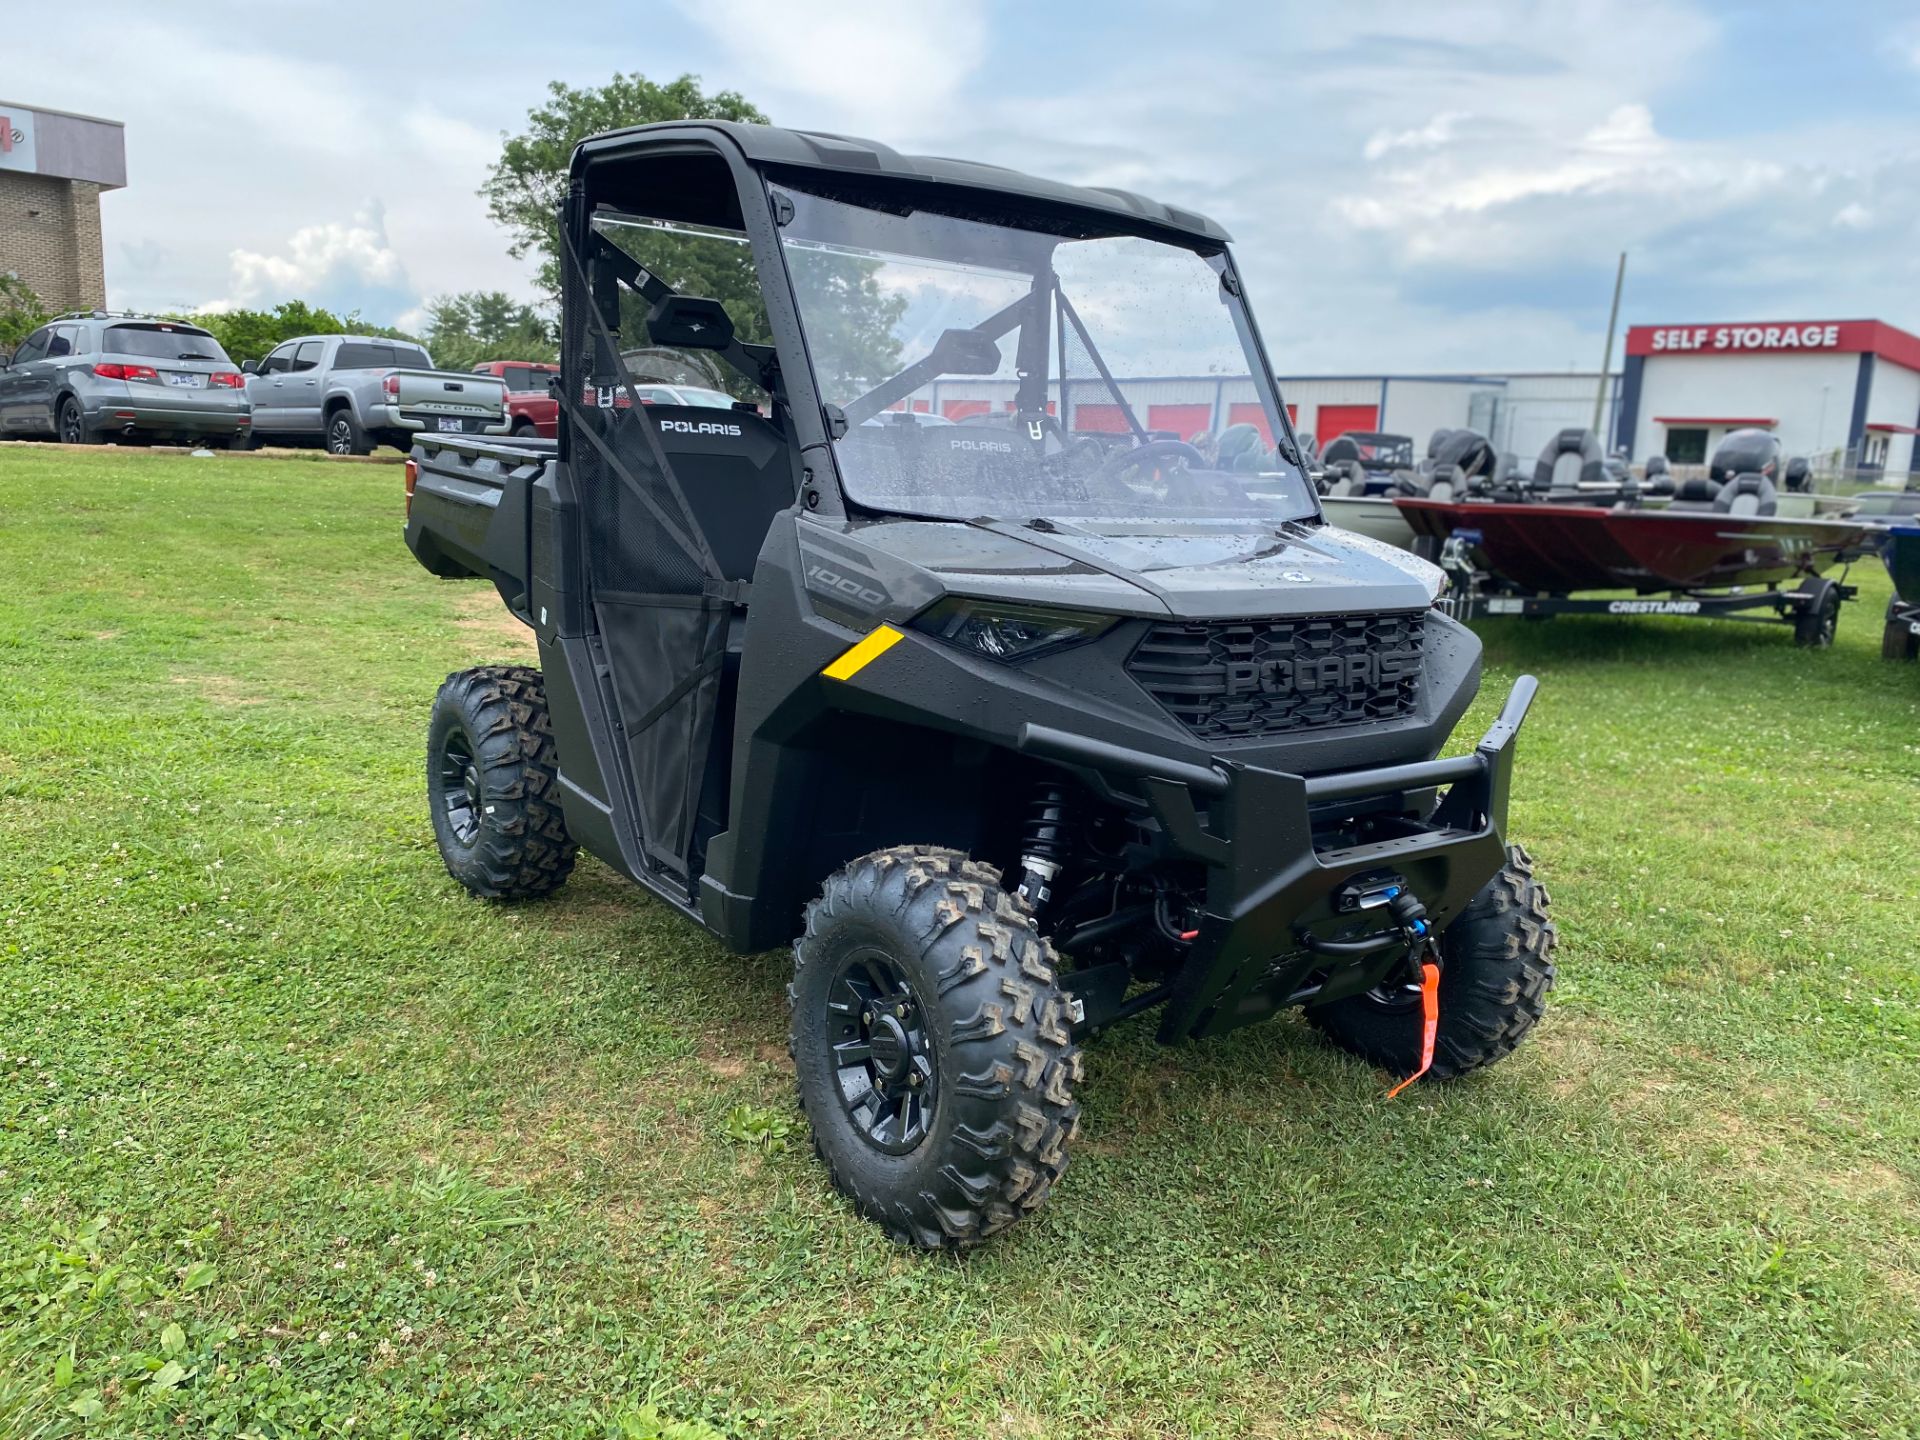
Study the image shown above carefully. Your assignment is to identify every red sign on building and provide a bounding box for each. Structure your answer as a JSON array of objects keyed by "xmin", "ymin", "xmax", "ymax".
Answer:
[{"xmin": 1626, "ymin": 320, "xmax": 1920, "ymax": 370}]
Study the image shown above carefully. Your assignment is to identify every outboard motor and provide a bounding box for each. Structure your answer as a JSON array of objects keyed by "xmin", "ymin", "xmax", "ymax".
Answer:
[
  {"xmin": 1708, "ymin": 428, "xmax": 1782, "ymax": 486},
  {"xmin": 1532, "ymin": 428, "xmax": 1606, "ymax": 494},
  {"xmin": 1702, "ymin": 428, "xmax": 1783, "ymax": 517},
  {"xmin": 1782, "ymin": 456, "xmax": 1813, "ymax": 493}
]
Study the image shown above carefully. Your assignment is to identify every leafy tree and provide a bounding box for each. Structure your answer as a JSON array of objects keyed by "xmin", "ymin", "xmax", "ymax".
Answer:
[
  {"xmin": 422, "ymin": 291, "xmax": 556, "ymax": 372},
  {"xmin": 779, "ymin": 249, "xmax": 910, "ymax": 402},
  {"xmin": 481, "ymin": 73, "xmax": 767, "ymax": 302},
  {"xmin": 180, "ymin": 301, "xmax": 424, "ymax": 367},
  {"xmin": 481, "ymin": 71, "xmax": 907, "ymax": 404},
  {"xmin": 0, "ymin": 273, "xmax": 50, "ymax": 352}
]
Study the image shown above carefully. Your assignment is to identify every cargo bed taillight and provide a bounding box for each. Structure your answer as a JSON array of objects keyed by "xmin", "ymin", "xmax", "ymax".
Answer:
[
  {"xmin": 404, "ymin": 457, "xmax": 418, "ymax": 518},
  {"xmin": 384, "ymin": 374, "xmax": 401, "ymax": 398},
  {"xmin": 93, "ymin": 362, "xmax": 158, "ymax": 382}
]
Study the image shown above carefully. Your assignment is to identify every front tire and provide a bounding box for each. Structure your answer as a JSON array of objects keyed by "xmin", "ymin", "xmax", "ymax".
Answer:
[
  {"xmin": 790, "ymin": 846, "xmax": 1082, "ymax": 1249},
  {"xmin": 1307, "ymin": 845, "xmax": 1555, "ymax": 1083},
  {"xmin": 325, "ymin": 408, "xmax": 372, "ymax": 456},
  {"xmin": 427, "ymin": 666, "xmax": 576, "ymax": 900}
]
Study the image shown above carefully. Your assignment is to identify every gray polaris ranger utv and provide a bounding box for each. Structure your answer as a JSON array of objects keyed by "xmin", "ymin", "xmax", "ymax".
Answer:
[{"xmin": 403, "ymin": 121, "xmax": 1555, "ymax": 1248}]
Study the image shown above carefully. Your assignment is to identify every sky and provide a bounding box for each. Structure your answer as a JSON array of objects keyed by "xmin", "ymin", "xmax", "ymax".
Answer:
[{"xmin": 7, "ymin": 0, "xmax": 1920, "ymax": 374}]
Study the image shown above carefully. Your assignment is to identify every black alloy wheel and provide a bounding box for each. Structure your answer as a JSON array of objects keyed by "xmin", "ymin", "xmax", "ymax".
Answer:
[
  {"xmin": 825, "ymin": 949, "xmax": 938, "ymax": 1154},
  {"xmin": 437, "ymin": 725, "xmax": 484, "ymax": 847},
  {"xmin": 59, "ymin": 399, "xmax": 92, "ymax": 445}
]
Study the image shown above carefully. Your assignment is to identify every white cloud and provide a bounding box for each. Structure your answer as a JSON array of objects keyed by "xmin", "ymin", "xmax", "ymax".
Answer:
[
  {"xmin": 668, "ymin": 0, "xmax": 989, "ymax": 132},
  {"xmin": 1831, "ymin": 202, "xmax": 1873, "ymax": 230},
  {"xmin": 1364, "ymin": 111, "xmax": 1470, "ymax": 161},
  {"xmin": 224, "ymin": 202, "xmax": 409, "ymax": 308}
]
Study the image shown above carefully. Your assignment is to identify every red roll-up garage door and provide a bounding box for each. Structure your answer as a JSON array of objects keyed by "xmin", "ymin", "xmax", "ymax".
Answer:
[
  {"xmin": 942, "ymin": 399, "xmax": 992, "ymax": 420},
  {"xmin": 1070, "ymin": 403, "xmax": 1130, "ymax": 433},
  {"xmin": 1147, "ymin": 403, "xmax": 1212, "ymax": 438},
  {"xmin": 1316, "ymin": 403, "xmax": 1379, "ymax": 441}
]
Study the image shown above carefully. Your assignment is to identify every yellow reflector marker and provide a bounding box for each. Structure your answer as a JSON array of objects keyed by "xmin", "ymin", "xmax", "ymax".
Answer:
[{"xmin": 822, "ymin": 624, "xmax": 906, "ymax": 681}]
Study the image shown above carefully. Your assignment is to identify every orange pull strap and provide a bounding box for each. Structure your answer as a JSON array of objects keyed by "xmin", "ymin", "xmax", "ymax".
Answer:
[{"xmin": 1385, "ymin": 960, "xmax": 1441, "ymax": 1099}]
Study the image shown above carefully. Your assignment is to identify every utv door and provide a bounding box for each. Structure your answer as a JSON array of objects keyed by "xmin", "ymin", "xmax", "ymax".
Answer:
[{"xmin": 555, "ymin": 185, "xmax": 796, "ymax": 887}]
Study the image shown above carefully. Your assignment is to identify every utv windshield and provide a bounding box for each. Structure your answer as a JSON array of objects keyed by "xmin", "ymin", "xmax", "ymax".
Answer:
[{"xmin": 773, "ymin": 182, "xmax": 1315, "ymax": 525}]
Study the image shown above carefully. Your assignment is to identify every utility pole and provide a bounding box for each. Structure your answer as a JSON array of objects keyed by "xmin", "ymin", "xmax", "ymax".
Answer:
[{"xmin": 1593, "ymin": 251, "xmax": 1627, "ymax": 442}]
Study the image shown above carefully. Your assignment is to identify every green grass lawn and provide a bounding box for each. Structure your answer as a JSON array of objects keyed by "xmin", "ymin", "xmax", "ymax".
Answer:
[{"xmin": 2, "ymin": 445, "xmax": 1917, "ymax": 1439}]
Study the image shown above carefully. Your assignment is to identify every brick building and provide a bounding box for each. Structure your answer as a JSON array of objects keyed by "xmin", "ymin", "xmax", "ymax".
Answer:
[{"xmin": 1, "ymin": 100, "xmax": 127, "ymax": 312}]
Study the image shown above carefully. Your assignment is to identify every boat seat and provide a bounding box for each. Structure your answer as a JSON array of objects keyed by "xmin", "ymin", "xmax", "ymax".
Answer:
[
  {"xmin": 1667, "ymin": 476, "xmax": 1719, "ymax": 512},
  {"xmin": 1321, "ymin": 436, "xmax": 1361, "ymax": 467},
  {"xmin": 1426, "ymin": 463, "xmax": 1462, "ymax": 503},
  {"xmin": 1320, "ymin": 459, "xmax": 1364, "ymax": 496},
  {"xmin": 1714, "ymin": 473, "xmax": 1778, "ymax": 517},
  {"xmin": 1533, "ymin": 428, "xmax": 1606, "ymax": 494}
]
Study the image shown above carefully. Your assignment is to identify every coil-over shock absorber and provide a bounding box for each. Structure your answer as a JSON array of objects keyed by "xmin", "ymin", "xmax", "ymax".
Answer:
[{"xmin": 1016, "ymin": 783, "xmax": 1072, "ymax": 913}]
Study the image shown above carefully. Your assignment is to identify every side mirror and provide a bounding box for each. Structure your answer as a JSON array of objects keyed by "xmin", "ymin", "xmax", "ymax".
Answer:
[
  {"xmin": 241, "ymin": 359, "xmax": 259, "ymax": 374},
  {"xmin": 646, "ymin": 296, "xmax": 735, "ymax": 351},
  {"xmin": 929, "ymin": 327, "xmax": 1002, "ymax": 376}
]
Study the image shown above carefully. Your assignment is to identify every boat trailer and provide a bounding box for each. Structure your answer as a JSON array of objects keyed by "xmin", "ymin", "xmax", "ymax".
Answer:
[{"xmin": 1436, "ymin": 533, "xmax": 1858, "ymax": 647}]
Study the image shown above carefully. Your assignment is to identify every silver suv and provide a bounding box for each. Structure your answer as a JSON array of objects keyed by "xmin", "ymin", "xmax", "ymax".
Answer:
[{"xmin": 0, "ymin": 312, "xmax": 251, "ymax": 446}]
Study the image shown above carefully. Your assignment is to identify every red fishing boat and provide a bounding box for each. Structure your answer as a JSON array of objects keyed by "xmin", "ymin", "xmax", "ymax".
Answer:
[
  {"xmin": 1395, "ymin": 428, "xmax": 1877, "ymax": 645},
  {"xmin": 1394, "ymin": 497, "xmax": 1872, "ymax": 593}
]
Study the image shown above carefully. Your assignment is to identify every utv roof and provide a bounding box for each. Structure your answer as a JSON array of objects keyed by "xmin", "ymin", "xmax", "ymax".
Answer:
[{"xmin": 571, "ymin": 120, "xmax": 1233, "ymax": 246}]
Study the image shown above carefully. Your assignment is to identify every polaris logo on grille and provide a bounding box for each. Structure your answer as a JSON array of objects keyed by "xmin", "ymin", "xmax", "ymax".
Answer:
[
  {"xmin": 661, "ymin": 419, "xmax": 742, "ymax": 436},
  {"xmin": 1223, "ymin": 650, "xmax": 1419, "ymax": 697}
]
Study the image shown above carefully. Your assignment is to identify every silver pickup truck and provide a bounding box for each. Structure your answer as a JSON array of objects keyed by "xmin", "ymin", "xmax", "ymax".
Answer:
[{"xmin": 241, "ymin": 334, "xmax": 509, "ymax": 454}]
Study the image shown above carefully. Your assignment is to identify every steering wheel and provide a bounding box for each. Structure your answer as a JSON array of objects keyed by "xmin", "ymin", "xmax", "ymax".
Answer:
[{"xmin": 1095, "ymin": 438, "xmax": 1208, "ymax": 481}]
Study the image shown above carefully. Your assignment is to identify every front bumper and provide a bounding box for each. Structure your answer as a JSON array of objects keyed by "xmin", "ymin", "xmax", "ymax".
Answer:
[{"xmin": 1021, "ymin": 674, "xmax": 1539, "ymax": 1042}]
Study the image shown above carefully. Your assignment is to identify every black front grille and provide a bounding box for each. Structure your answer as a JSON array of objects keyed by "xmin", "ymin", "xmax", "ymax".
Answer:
[{"xmin": 1127, "ymin": 612, "xmax": 1425, "ymax": 740}]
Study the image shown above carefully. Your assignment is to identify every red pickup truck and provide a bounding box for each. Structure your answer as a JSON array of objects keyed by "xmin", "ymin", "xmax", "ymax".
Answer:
[{"xmin": 472, "ymin": 360, "xmax": 560, "ymax": 438}]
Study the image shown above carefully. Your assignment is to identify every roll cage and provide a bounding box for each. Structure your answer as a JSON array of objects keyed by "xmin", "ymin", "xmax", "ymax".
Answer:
[{"xmin": 559, "ymin": 121, "xmax": 1308, "ymax": 522}]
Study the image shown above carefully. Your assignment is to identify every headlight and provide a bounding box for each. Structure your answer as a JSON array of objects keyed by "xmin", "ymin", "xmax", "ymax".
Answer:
[{"xmin": 910, "ymin": 597, "xmax": 1115, "ymax": 662}]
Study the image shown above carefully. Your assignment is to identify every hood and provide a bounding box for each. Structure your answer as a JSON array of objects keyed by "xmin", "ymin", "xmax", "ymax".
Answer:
[{"xmin": 843, "ymin": 515, "xmax": 1443, "ymax": 619}]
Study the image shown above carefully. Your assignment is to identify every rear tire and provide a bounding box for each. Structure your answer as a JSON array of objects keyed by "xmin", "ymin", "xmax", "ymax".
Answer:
[
  {"xmin": 790, "ymin": 846, "xmax": 1082, "ymax": 1249},
  {"xmin": 58, "ymin": 397, "xmax": 100, "ymax": 446},
  {"xmin": 512, "ymin": 420, "xmax": 539, "ymax": 439},
  {"xmin": 1306, "ymin": 845, "xmax": 1555, "ymax": 1083},
  {"xmin": 427, "ymin": 666, "xmax": 576, "ymax": 900},
  {"xmin": 1884, "ymin": 599, "xmax": 1919, "ymax": 661},
  {"xmin": 325, "ymin": 408, "xmax": 372, "ymax": 456},
  {"xmin": 1793, "ymin": 580, "xmax": 1840, "ymax": 648}
]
